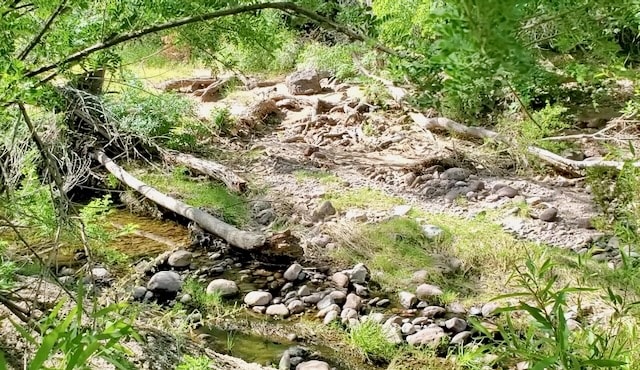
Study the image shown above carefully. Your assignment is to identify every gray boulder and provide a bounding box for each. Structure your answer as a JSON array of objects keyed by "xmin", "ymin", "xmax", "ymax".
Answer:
[
  {"xmin": 206, "ymin": 279, "xmax": 238, "ymax": 297},
  {"xmin": 147, "ymin": 271, "xmax": 182, "ymax": 293},
  {"xmin": 167, "ymin": 250, "xmax": 192, "ymax": 268},
  {"xmin": 286, "ymin": 69, "xmax": 322, "ymax": 95},
  {"xmin": 406, "ymin": 327, "xmax": 447, "ymax": 346},
  {"xmin": 244, "ymin": 291, "xmax": 272, "ymax": 306}
]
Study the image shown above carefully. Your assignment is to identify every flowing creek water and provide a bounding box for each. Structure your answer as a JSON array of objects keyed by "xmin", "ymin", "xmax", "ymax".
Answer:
[{"xmin": 81, "ymin": 208, "xmax": 383, "ymax": 370}]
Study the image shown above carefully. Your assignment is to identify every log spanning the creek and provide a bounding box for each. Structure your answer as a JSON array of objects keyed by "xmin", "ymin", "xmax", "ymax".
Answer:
[{"xmin": 94, "ymin": 151, "xmax": 265, "ymax": 250}]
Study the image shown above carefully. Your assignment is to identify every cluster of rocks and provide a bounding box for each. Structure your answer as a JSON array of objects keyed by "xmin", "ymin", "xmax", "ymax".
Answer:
[
  {"xmin": 278, "ymin": 346, "xmax": 332, "ymax": 370},
  {"xmin": 241, "ymin": 262, "xmax": 371, "ymax": 319},
  {"xmin": 573, "ymin": 235, "xmax": 640, "ymax": 267}
]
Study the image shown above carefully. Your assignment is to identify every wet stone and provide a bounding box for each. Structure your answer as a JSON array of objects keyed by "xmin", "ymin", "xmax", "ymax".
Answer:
[
  {"xmin": 266, "ymin": 304, "xmax": 290, "ymax": 317},
  {"xmin": 376, "ymin": 299, "xmax": 391, "ymax": 307},
  {"xmin": 284, "ymin": 263, "xmax": 303, "ymax": 281},
  {"xmin": 244, "ymin": 291, "xmax": 272, "ymax": 306},
  {"xmin": 316, "ymin": 295, "xmax": 335, "ymax": 310},
  {"xmin": 450, "ymin": 331, "xmax": 472, "ymax": 345},
  {"xmin": 421, "ymin": 306, "xmax": 446, "ymax": 318},
  {"xmin": 297, "ymin": 285, "xmax": 311, "ymax": 297}
]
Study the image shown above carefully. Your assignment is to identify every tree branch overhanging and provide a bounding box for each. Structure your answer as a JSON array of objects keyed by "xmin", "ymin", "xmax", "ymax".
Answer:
[
  {"xmin": 17, "ymin": 0, "xmax": 68, "ymax": 61},
  {"xmin": 25, "ymin": 2, "xmax": 398, "ymax": 78}
]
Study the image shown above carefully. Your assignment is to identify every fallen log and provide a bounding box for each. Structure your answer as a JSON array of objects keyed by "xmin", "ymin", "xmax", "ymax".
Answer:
[
  {"xmin": 157, "ymin": 78, "xmax": 217, "ymax": 92},
  {"xmin": 409, "ymin": 113, "xmax": 640, "ymax": 173},
  {"xmin": 94, "ymin": 151, "xmax": 265, "ymax": 250},
  {"xmin": 162, "ymin": 151, "xmax": 247, "ymax": 193},
  {"xmin": 194, "ymin": 76, "xmax": 235, "ymax": 102}
]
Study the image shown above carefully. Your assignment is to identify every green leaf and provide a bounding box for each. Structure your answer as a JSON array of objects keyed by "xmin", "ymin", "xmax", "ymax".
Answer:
[
  {"xmin": 581, "ymin": 359, "xmax": 626, "ymax": 367},
  {"xmin": 0, "ymin": 350, "xmax": 7, "ymax": 370},
  {"xmin": 519, "ymin": 302, "xmax": 552, "ymax": 330}
]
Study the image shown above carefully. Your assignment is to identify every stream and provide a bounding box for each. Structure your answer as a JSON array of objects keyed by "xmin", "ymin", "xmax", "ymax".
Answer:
[{"xmin": 80, "ymin": 208, "xmax": 381, "ymax": 370}]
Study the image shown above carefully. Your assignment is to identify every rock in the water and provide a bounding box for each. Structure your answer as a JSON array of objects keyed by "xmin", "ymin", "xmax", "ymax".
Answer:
[
  {"xmin": 296, "ymin": 360, "xmax": 330, "ymax": 370},
  {"xmin": 341, "ymin": 307, "xmax": 358, "ymax": 321},
  {"xmin": 406, "ymin": 327, "xmax": 447, "ymax": 346},
  {"xmin": 401, "ymin": 322, "xmax": 417, "ymax": 335},
  {"xmin": 311, "ymin": 200, "xmax": 336, "ymax": 221},
  {"xmin": 286, "ymin": 69, "xmax": 322, "ymax": 95},
  {"xmin": 329, "ymin": 290, "xmax": 347, "ymax": 305},
  {"xmin": 167, "ymin": 250, "xmax": 192, "ymax": 268},
  {"xmin": 244, "ymin": 291, "xmax": 272, "ymax": 306},
  {"xmin": 496, "ymin": 185, "xmax": 518, "ymax": 198},
  {"xmin": 266, "ymin": 304, "xmax": 290, "ymax": 316},
  {"xmin": 288, "ymin": 300, "xmax": 306, "ymax": 314},
  {"xmin": 450, "ymin": 331, "xmax": 472, "ymax": 345},
  {"xmin": 422, "ymin": 225, "xmax": 444, "ymax": 240},
  {"xmin": 421, "ymin": 306, "xmax": 446, "ymax": 318},
  {"xmin": 416, "ymin": 284, "xmax": 443, "ymax": 300},
  {"xmin": 441, "ymin": 167, "xmax": 469, "ymax": 181},
  {"xmin": 284, "ymin": 263, "xmax": 303, "ymax": 281},
  {"xmin": 399, "ymin": 291, "xmax": 417, "ymax": 309},
  {"xmin": 206, "ymin": 279, "xmax": 238, "ymax": 297},
  {"xmin": 297, "ymin": 285, "xmax": 311, "ymax": 297},
  {"xmin": 317, "ymin": 304, "xmax": 341, "ymax": 318},
  {"xmin": 331, "ymin": 272, "xmax": 349, "ymax": 288},
  {"xmin": 382, "ymin": 323, "xmax": 404, "ymax": 344},
  {"xmin": 147, "ymin": 271, "xmax": 182, "ymax": 293},
  {"xmin": 445, "ymin": 317, "xmax": 467, "ymax": 332},
  {"xmin": 343, "ymin": 293, "xmax": 362, "ymax": 311},
  {"xmin": 539, "ymin": 207, "xmax": 558, "ymax": 222},
  {"xmin": 317, "ymin": 295, "xmax": 335, "ymax": 310},
  {"xmin": 349, "ymin": 263, "xmax": 369, "ymax": 284},
  {"xmin": 481, "ymin": 302, "xmax": 500, "ymax": 317}
]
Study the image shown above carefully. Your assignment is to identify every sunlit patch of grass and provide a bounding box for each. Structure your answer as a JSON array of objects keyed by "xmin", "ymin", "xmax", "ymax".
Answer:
[
  {"xmin": 330, "ymin": 217, "xmax": 435, "ymax": 288},
  {"xmin": 348, "ymin": 320, "xmax": 400, "ymax": 363},
  {"xmin": 324, "ymin": 187, "xmax": 404, "ymax": 211},
  {"xmin": 294, "ymin": 169, "xmax": 341, "ymax": 185},
  {"xmin": 140, "ymin": 168, "xmax": 249, "ymax": 226}
]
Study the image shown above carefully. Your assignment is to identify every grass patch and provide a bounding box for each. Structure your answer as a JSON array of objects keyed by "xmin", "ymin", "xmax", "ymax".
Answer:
[
  {"xmin": 324, "ymin": 187, "xmax": 404, "ymax": 211},
  {"xmin": 330, "ymin": 217, "xmax": 435, "ymax": 289},
  {"xmin": 294, "ymin": 169, "xmax": 340, "ymax": 185},
  {"xmin": 140, "ymin": 168, "xmax": 249, "ymax": 226},
  {"xmin": 348, "ymin": 320, "xmax": 399, "ymax": 363}
]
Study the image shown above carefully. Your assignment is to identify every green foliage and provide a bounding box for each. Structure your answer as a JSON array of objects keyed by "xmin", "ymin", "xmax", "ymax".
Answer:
[
  {"xmin": 182, "ymin": 278, "xmax": 223, "ymax": 312},
  {"xmin": 485, "ymin": 255, "xmax": 629, "ymax": 369},
  {"xmin": 498, "ymin": 103, "xmax": 572, "ymax": 153},
  {"xmin": 176, "ymin": 355, "xmax": 213, "ymax": 370},
  {"xmin": 12, "ymin": 287, "xmax": 139, "ymax": 370},
  {"xmin": 587, "ymin": 161, "xmax": 640, "ymax": 247},
  {"xmin": 297, "ymin": 42, "xmax": 365, "ymax": 80},
  {"xmin": 348, "ymin": 320, "xmax": 399, "ymax": 362},
  {"xmin": 209, "ymin": 107, "xmax": 236, "ymax": 134}
]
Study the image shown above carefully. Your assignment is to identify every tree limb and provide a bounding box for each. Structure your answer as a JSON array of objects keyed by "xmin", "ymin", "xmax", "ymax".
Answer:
[
  {"xmin": 17, "ymin": 0, "xmax": 68, "ymax": 61},
  {"xmin": 94, "ymin": 151, "xmax": 266, "ymax": 250},
  {"xmin": 410, "ymin": 113, "xmax": 640, "ymax": 173},
  {"xmin": 26, "ymin": 2, "xmax": 397, "ymax": 78}
]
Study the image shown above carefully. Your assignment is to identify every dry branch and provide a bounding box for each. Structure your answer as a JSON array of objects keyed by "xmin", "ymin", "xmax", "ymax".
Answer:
[
  {"xmin": 410, "ymin": 113, "xmax": 640, "ymax": 172},
  {"xmin": 95, "ymin": 151, "xmax": 265, "ymax": 250},
  {"xmin": 157, "ymin": 78, "xmax": 217, "ymax": 92},
  {"xmin": 162, "ymin": 151, "xmax": 247, "ymax": 193}
]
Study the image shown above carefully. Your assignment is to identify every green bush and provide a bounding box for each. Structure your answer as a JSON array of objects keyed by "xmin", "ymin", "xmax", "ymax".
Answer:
[{"xmin": 297, "ymin": 42, "xmax": 365, "ymax": 80}]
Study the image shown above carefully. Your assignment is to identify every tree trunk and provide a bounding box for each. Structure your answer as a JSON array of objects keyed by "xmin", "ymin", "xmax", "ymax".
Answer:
[{"xmin": 94, "ymin": 151, "xmax": 265, "ymax": 250}]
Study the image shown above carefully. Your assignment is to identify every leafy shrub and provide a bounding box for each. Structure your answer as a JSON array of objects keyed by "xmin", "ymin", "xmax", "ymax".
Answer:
[
  {"xmin": 209, "ymin": 107, "xmax": 236, "ymax": 134},
  {"xmin": 12, "ymin": 288, "xmax": 139, "ymax": 370},
  {"xmin": 479, "ymin": 255, "xmax": 629, "ymax": 369},
  {"xmin": 106, "ymin": 84, "xmax": 213, "ymax": 150},
  {"xmin": 297, "ymin": 42, "xmax": 365, "ymax": 80},
  {"xmin": 177, "ymin": 355, "xmax": 213, "ymax": 370}
]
